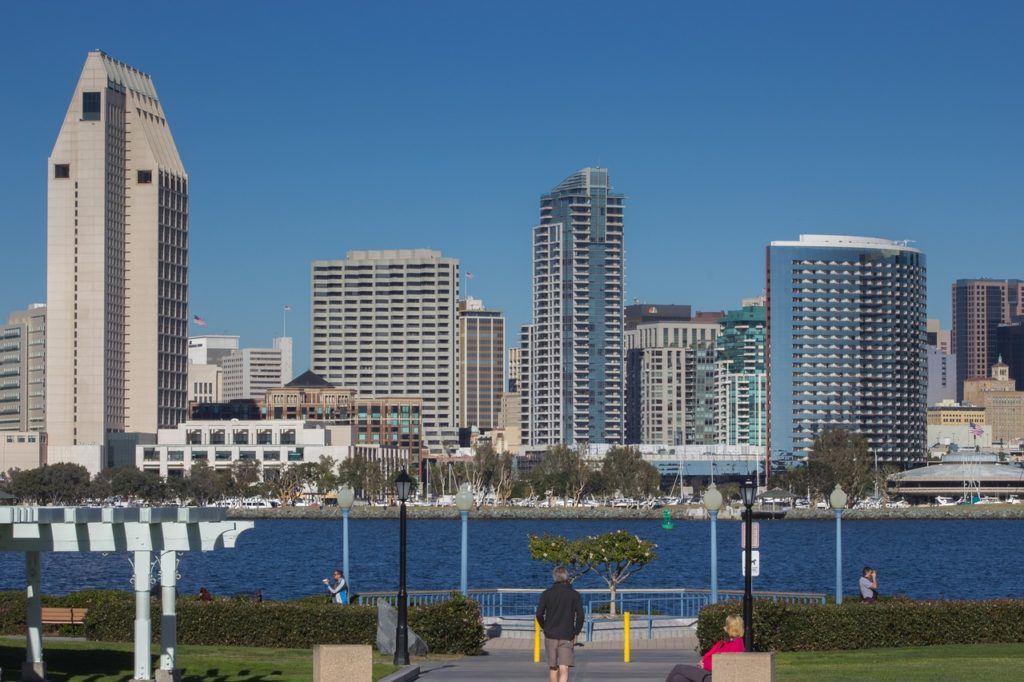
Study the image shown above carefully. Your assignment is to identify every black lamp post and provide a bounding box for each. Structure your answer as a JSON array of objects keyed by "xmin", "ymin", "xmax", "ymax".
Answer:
[
  {"xmin": 394, "ymin": 468, "xmax": 414, "ymax": 666},
  {"xmin": 739, "ymin": 477, "xmax": 757, "ymax": 652}
]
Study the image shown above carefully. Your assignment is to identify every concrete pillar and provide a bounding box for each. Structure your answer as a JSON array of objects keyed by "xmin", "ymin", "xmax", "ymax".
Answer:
[
  {"xmin": 22, "ymin": 551, "xmax": 46, "ymax": 682},
  {"xmin": 134, "ymin": 549, "xmax": 152, "ymax": 682},
  {"xmin": 156, "ymin": 550, "xmax": 181, "ymax": 682}
]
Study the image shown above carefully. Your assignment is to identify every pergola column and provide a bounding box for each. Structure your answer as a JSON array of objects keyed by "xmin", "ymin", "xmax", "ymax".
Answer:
[
  {"xmin": 156, "ymin": 550, "xmax": 181, "ymax": 682},
  {"xmin": 134, "ymin": 549, "xmax": 152, "ymax": 682},
  {"xmin": 22, "ymin": 551, "xmax": 45, "ymax": 681}
]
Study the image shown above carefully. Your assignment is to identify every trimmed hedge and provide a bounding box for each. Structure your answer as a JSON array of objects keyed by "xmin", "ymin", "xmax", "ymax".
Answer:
[
  {"xmin": 697, "ymin": 599, "xmax": 1024, "ymax": 652},
  {"xmin": 0, "ymin": 590, "xmax": 484, "ymax": 655},
  {"xmin": 409, "ymin": 594, "xmax": 486, "ymax": 656}
]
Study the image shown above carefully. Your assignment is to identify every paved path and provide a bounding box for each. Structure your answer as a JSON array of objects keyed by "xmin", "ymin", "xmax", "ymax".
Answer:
[{"xmin": 419, "ymin": 646, "xmax": 698, "ymax": 681}]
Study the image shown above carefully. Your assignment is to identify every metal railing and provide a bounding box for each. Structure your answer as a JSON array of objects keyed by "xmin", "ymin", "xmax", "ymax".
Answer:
[{"xmin": 356, "ymin": 587, "xmax": 826, "ymax": 641}]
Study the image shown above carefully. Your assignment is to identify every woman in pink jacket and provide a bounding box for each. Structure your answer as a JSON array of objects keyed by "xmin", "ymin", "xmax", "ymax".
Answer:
[{"xmin": 665, "ymin": 614, "xmax": 746, "ymax": 682}]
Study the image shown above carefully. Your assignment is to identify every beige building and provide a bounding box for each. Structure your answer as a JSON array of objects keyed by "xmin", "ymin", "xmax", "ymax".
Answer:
[
  {"xmin": 507, "ymin": 347, "xmax": 522, "ymax": 392},
  {"xmin": 187, "ymin": 362, "xmax": 223, "ymax": 406},
  {"xmin": 963, "ymin": 362, "xmax": 1024, "ymax": 443},
  {"xmin": 221, "ymin": 341, "xmax": 290, "ymax": 401},
  {"xmin": 0, "ymin": 432, "xmax": 46, "ymax": 472},
  {"xmin": 458, "ymin": 298, "xmax": 504, "ymax": 431},
  {"xmin": 489, "ymin": 392, "xmax": 521, "ymax": 453},
  {"xmin": 926, "ymin": 401, "xmax": 986, "ymax": 426},
  {"xmin": 47, "ymin": 51, "xmax": 188, "ymax": 472},
  {"xmin": 312, "ymin": 249, "xmax": 459, "ymax": 454},
  {"xmin": 0, "ymin": 305, "xmax": 46, "ymax": 433},
  {"xmin": 625, "ymin": 320, "xmax": 721, "ymax": 446}
]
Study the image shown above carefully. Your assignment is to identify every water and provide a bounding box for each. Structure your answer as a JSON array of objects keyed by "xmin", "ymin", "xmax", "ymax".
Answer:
[{"xmin": 1, "ymin": 518, "xmax": 1021, "ymax": 602}]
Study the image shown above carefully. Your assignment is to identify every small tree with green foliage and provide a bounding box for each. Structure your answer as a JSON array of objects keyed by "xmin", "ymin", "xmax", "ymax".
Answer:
[{"xmin": 529, "ymin": 530, "xmax": 657, "ymax": 616}]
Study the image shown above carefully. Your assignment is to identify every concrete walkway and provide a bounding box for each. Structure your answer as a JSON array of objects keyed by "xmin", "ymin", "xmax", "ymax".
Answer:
[{"xmin": 419, "ymin": 645, "xmax": 698, "ymax": 681}]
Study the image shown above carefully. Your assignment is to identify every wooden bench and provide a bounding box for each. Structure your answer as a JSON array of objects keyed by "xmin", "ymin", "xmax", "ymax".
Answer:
[{"xmin": 40, "ymin": 607, "xmax": 89, "ymax": 634}]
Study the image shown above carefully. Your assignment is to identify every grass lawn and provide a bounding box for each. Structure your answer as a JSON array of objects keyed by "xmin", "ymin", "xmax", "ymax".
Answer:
[
  {"xmin": 777, "ymin": 643, "xmax": 1024, "ymax": 681},
  {"xmin": 0, "ymin": 638, "xmax": 402, "ymax": 681}
]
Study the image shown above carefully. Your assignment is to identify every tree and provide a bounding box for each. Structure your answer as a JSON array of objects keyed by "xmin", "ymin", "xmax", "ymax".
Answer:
[
  {"xmin": 184, "ymin": 461, "xmax": 229, "ymax": 506},
  {"xmin": 309, "ymin": 455, "xmax": 340, "ymax": 497},
  {"xmin": 9, "ymin": 463, "xmax": 94, "ymax": 505},
  {"xmin": 600, "ymin": 447, "xmax": 661, "ymax": 499},
  {"xmin": 529, "ymin": 530, "xmax": 657, "ymax": 616},
  {"xmin": 807, "ymin": 429, "xmax": 873, "ymax": 503},
  {"xmin": 529, "ymin": 445, "xmax": 597, "ymax": 505},
  {"xmin": 230, "ymin": 460, "xmax": 262, "ymax": 495}
]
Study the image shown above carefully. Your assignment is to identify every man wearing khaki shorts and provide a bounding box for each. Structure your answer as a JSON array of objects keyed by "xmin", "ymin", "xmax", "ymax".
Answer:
[{"xmin": 536, "ymin": 566, "xmax": 585, "ymax": 682}]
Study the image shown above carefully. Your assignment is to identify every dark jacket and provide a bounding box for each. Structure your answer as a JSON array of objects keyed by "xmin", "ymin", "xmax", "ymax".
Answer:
[{"xmin": 536, "ymin": 581, "xmax": 585, "ymax": 640}]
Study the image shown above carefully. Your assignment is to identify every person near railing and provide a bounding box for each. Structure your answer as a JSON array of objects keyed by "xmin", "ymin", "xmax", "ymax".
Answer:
[
  {"xmin": 535, "ymin": 567, "xmax": 585, "ymax": 682},
  {"xmin": 664, "ymin": 615, "xmax": 745, "ymax": 682}
]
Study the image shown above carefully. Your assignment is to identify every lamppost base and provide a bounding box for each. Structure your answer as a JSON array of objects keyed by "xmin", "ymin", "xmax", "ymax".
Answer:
[
  {"xmin": 22, "ymin": 662, "xmax": 46, "ymax": 682},
  {"xmin": 156, "ymin": 669, "xmax": 182, "ymax": 682}
]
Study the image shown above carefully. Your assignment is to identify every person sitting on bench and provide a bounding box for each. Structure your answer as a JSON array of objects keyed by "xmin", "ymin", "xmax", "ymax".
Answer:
[{"xmin": 665, "ymin": 614, "xmax": 746, "ymax": 682}]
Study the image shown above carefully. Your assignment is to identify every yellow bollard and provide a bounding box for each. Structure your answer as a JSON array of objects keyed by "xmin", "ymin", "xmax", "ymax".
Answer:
[
  {"xmin": 623, "ymin": 611, "xmax": 631, "ymax": 663},
  {"xmin": 534, "ymin": 618, "xmax": 541, "ymax": 663}
]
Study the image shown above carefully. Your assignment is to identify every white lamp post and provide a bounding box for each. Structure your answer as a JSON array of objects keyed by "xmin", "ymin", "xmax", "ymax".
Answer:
[
  {"xmin": 455, "ymin": 483, "xmax": 475, "ymax": 595},
  {"xmin": 830, "ymin": 484, "xmax": 849, "ymax": 604},
  {"xmin": 338, "ymin": 485, "xmax": 355, "ymax": 588},
  {"xmin": 702, "ymin": 483, "xmax": 723, "ymax": 604}
]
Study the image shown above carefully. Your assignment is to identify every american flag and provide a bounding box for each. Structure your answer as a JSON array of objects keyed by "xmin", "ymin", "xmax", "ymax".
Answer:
[
  {"xmin": 969, "ymin": 422, "xmax": 984, "ymax": 437},
  {"xmin": 192, "ymin": 314, "xmax": 207, "ymax": 327},
  {"xmin": 466, "ymin": 272, "xmax": 474, "ymax": 279},
  {"xmin": 283, "ymin": 304, "xmax": 292, "ymax": 312}
]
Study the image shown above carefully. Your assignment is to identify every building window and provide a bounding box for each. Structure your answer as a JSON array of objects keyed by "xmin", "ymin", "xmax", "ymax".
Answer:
[
  {"xmin": 54, "ymin": 164, "xmax": 70, "ymax": 179},
  {"xmin": 82, "ymin": 92, "xmax": 101, "ymax": 121},
  {"xmin": 137, "ymin": 170, "xmax": 153, "ymax": 184}
]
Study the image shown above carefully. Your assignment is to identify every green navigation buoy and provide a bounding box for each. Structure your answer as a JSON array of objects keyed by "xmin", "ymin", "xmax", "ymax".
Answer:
[{"xmin": 661, "ymin": 508, "xmax": 674, "ymax": 530}]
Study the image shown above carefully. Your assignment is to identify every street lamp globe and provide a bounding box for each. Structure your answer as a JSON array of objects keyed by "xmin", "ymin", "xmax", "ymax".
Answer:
[
  {"xmin": 395, "ymin": 469, "xmax": 414, "ymax": 503},
  {"xmin": 337, "ymin": 485, "xmax": 356, "ymax": 511},
  {"xmin": 455, "ymin": 483, "xmax": 474, "ymax": 513},
  {"xmin": 702, "ymin": 483, "xmax": 723, "ymax": 513},
  {"xmin": 739, "ymin": 478, "xmax": 757, "ymax": 508},
  {"xmin": 829, "ymin": 484, "xmax": 848, "ymax": 511}
]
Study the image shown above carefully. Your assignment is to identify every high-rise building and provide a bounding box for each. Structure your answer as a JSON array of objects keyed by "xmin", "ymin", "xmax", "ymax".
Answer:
[
  {"xmin": 507, "ymin": 347, "xmax": 521, "ymax": 393},
  {"xmin": 963, "ymin": 361, "xmax": 1024, "ymax": 444},
  {"xmin": 625, "ymin": 319, "xmax": 720, "ymax": 446},
  {"xmin": 926, "ymin": 346, "xmax": 957, "ymax": 405},
  {"xmin": 521, "ymin": 168, "xmax": 624, "ymax": 447},
  {"xmin": 926, "ymin": 319, "xmax": 952, "ymax": 354},
  {"xmin": 457, "ymin": 298, "xmax": 504, "ymax": 431},
  {"xmin": 952, "ymin": 279, "xmax": 1024, "ymax": 400},
  {"xmin": 47, "ymin": 51, "xmax": 188, "ymax": 470},
  {"xmin": 716, "ymin": 303, "xmax": 767, "ymax": 447},
  {"xmin": 0, "ymin": 305, "xmax": 46, "ymax": 432},
  {"xmin": 995, "ymin": 323, "xmax": 1024, "ymax": 391},
  {"xmin": 311, "ymin": 249, "xmax": 459, "ymax": 454},
  {"xmin": 767, "ymin": 235, "xmax": 927, "ymax": 467},
  {"xmin": 188, "ymin": 335, "xmax": 240, "ymax": 365},
  {"xmin": 221, "ymin": 345, "xmax": 288, "ymax": 402},
  {"xmin": 274, "ymin": 336, "xmax": 293, "ymax": 385}
]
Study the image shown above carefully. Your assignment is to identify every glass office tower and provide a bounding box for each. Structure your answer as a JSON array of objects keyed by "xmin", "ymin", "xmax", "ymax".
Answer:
[{"xmin": 767, "ymin": 235, "xmax": 927, "ymax": 468}]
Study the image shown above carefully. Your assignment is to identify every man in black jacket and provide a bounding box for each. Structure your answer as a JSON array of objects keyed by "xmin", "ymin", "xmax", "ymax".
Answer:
[{"xmin": 536, "ymin": 566, "xmax": 585, "ymax": 682}]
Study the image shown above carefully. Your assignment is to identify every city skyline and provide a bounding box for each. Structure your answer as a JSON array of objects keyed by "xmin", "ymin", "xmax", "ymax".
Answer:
[{"xmin": 2, "ymin": 3, "xmax": 1024, "ymax": 374}]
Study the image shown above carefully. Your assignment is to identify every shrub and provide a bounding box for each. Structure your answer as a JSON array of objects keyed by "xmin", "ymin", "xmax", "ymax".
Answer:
[
  {"xmin": 409, "ymin": 593, "xmax": 486, "ymax": 655},
  {"xmin": 697, "ymin": 599, "xmax": 1024, "ymax": 652},
  {"xmin": 0, "ymin": 592, "xmax": 27, "ymax": 635}
]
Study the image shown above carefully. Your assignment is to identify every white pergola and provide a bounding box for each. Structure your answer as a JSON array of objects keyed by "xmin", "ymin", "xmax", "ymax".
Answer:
[{"xmin": 0, "ymin": 506, "xmax": 253, "ymax": 682}]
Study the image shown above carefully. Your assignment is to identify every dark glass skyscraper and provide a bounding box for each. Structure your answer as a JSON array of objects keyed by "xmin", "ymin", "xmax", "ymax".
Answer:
[{"xmin": 767, "ymin": 235, "xmax": 927, "ymax": 468}]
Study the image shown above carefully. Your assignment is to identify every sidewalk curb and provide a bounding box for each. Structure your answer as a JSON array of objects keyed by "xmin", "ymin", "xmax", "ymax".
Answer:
[{"xmin": 378, "ymin": 664, "xmax": 420, "ymax": 682}]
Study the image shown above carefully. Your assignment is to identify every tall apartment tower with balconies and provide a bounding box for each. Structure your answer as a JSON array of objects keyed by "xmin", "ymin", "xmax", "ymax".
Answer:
[
  {"xmin": 47, "ymin": 51, "xmax": 188, "ymax": 470},
  {"xmin": 521, "ymin": 168, "xmax": 624, "ymax": 447},
  {"xmin": 767, "ymin": 235, "xmax": 927, "ymax": 468},
  {"xmin": 311, "ymin": 249, "xmax": 459, "ymax": 454}
]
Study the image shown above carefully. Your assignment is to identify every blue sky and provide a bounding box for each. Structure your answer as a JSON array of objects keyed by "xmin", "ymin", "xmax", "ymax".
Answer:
[{"xmin": 1, "ymin": 1, "xmax": 1022, "ymax": 372}]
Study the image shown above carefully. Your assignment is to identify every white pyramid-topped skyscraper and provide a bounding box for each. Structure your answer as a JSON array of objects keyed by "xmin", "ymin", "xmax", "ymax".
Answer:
[{"xmin": 47, "ymin": 51, "xmax": 188, "ymax": 472}]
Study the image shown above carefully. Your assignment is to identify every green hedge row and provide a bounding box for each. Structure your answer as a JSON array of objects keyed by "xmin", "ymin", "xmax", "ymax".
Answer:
[
  {"xmin": 0, "ymin": 590, "xmax": 484, "ymax": 655},
  {"xmin": 697, "ymin": 599, "xmax": 1024, "ymax": 652}
]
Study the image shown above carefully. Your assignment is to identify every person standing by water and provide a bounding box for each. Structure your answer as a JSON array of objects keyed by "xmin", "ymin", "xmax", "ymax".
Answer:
[
  {"xmin": 859, "ymin": 567, "xmax": 878, "ymax": 603},
  {"xmin": 324, "ymin": 569, "xmax": 349, "ymax": 604},
  {"xmin": 536, "ymin": 566, "xmax": 585, "ymax": 682}
]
